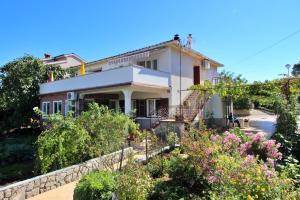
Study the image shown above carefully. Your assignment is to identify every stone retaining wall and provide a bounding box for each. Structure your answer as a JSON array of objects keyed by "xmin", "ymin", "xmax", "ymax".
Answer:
[{"xmin": 0, "ymin": 147, "xmax": 133, "ymax": 200}]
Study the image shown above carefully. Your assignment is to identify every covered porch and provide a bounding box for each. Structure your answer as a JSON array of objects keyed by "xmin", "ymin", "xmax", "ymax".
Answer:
[{"xmin": 77, "ymin": 84, "xmax": 170, "ymax": 129}]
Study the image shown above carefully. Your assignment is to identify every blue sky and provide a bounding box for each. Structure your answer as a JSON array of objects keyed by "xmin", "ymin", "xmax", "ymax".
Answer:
[{"xmin": 0, "ymin": 0, "xmax": 299, "ymax": 82}]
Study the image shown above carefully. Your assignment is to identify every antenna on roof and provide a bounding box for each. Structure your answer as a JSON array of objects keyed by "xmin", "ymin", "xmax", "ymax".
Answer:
[{"xmin": 186, "ymin": 34, "xmax": 192, "ymax": 48}]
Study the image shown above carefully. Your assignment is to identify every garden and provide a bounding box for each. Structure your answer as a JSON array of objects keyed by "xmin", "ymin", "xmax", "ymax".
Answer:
[{"xmin": 72, "ymin": 127, "xmax": 300, "ymax": 200}]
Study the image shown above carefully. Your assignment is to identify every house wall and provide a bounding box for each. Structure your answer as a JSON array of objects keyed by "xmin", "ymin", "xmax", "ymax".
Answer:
[
  {"xmin": 40, "ymin": 92, "xmax": 67, "ymax": 114},
  {"xmin": 43, "ymin": 56, "xmax": 82, "ymax": 70}
]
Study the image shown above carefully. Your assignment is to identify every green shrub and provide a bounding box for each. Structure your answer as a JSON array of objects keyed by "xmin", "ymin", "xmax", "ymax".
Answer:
[
  {"xmin": 166, "ymin": 155, "xmax": 208, "ymax": 191},
  {"xmin": 166, "ymin": 132, "xmax": 179, "ymax": 147},
  {"xmin": 233, "ymin": 97, "xmax": 251, "ymax": 110},
  {"xmin": 148, "ymin": 180, "xmax": 191, "ymax": 200},
  {"xmin": 78, "ymin": 103, "xmax": 137, "ymax": 157},
  {"xmin": 116, "ymin": 163, "xmax": 153, "ymax": 200},
  {"xmin": 36, "ymin": 103, "xmax": 138, "ymax": 173},
  {"xmin": 145, "ymin": 156, "xmax": 167, "ymax": 178},
  {"xmin": 36, "ymin": 114, "xmax": 90, "ymax": 173},
  {"xmin": 73, "ymin": 171, "xmax": 117, "ymax": 200}
]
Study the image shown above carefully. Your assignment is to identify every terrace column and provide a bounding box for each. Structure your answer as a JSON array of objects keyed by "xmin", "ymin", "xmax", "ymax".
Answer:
[{"xmin": 122, "ymin": 89, "xmax": 133, "ymax": 115}]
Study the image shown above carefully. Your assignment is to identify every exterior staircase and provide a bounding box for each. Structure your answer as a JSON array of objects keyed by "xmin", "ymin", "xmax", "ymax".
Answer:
[
  {"xmin": 151, "ymin": 90, "xmax": 209, "ymax": 129},
  {"xmin": 175, "ymin": 90, "xmax": 208, "ymax": 122}
]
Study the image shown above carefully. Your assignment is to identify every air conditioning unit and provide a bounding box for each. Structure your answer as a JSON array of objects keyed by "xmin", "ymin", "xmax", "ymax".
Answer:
[
  {"xmin": 202, "ymin": 59, "xmax": 210, "ymax": 70},
  {"xmin": 67, "ymin": 92, "xmax": 77, "ymax": 100}
]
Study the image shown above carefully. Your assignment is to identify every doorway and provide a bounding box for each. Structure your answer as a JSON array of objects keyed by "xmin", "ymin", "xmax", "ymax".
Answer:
[{"xmin": 193, "ymin": 66, "xmax": 200, "ymax": 85}]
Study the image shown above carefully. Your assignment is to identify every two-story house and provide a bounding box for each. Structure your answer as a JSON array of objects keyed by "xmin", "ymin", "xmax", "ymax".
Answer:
[{"xmin": 39, "ymin": 34, "xmax": 225, "ymax": 129}]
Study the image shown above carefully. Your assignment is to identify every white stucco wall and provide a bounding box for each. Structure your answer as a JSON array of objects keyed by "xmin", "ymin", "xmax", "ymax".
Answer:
[
  {"xmin": 204, "ymin": 95, "xmax": 224, "ymax": 119},
  {"xmin": 169, "ymin": 48, "xmax": 195, "ymax": 107}
]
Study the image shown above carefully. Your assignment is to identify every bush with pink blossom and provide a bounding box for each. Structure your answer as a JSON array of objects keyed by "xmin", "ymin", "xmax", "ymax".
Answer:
[{"xmin": 182, "ymin": 128, "xmax": 300, "ymax": 199}]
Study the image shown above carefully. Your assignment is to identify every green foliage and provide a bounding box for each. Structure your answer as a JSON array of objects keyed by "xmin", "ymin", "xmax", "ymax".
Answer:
[
  {"xmin": 73, "ymin": 171, "xmax": 117, "ymax": 200},
  {"xmin": 166, "ymin": 155, "xmax": 208, "ymax": 191},
  {"xmin": 182, "ymin": 128, "xmax": 299, "ymax": 199},
  {"xmin": 78, "ymin": 103, "xmax": 138, "ymax": 157},
  {"xmin": 149, "ymin": 180, "xmax": 192, "ymax": 200},
  {"xmin": 190, "ymin": 71, "xmax": 249, "ymax": 102},
  {"xmin": 277, "ymin": 162, "xmax": 300, "ymax": 187},
  {"xmin": 233, "ymin": 97, "xmax": 251, "ymax": 110},
  {"xmin": 36, "ymin": 114, "xmax": 90, "ymax": 174},
  {"xmin": 166, "ymin": 132, "xmax": 179, "ymax": 147},
  {"xmin": 145, "ymin": 156, "xmax": 167, "ymax": 179},
  {"xmin": 273, "ymin": 95, "xmax": 299, "ymax": 162},
  {"xmin": 116, "ymin": 162, "xmax": 153, "ymax": 200},
  {"xmin": 292, "ymin": 63, "xmax": 300, "ymax": 76},
  {"xmin": 36, "ymin": 103, "xmax": 138, "ymax": 173},
  {"xmin": 0, "ymin": 55, "xmax": 65, "ymax": 133}
]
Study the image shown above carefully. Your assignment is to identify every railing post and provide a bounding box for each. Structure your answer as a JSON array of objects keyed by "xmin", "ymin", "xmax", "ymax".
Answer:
[
  {"xmin": 145, "ymin": 131, "xmax": 148, "ymax": 163},
  {"xmin": 119, "ymin": 144, "xmax": 124, "ymax": 171}
]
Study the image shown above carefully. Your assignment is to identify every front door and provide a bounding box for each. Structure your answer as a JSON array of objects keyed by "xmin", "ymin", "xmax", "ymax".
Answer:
[{"xmin": 193, "ymin": 66, "xmax": 200, "ymax": 85}]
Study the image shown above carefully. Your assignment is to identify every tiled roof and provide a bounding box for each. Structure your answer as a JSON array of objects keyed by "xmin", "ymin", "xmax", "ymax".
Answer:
[
  {"xmin": 87, "ymin": 40, "xmax": 175, "ymax": 65},
  {"xmin": 71, "ymin": 38, "xmax": 223, "ymax": 67}
]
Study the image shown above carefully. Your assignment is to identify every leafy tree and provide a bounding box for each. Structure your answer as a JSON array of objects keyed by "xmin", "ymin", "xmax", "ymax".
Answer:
[
  {"xmin": 36, "ymin": 113, "xmax": 90, "ymax": 174},
  {"xmin": 292, "ymin": 63, "xmax": 300, "ymax": 77},
  {"xmin": 190, "ymin": 71, "xmax": 249, "ymax": 100},
  {"xmin": 78, "ymin": 103, "xmax": 139, "ymax": 157},
  {"xmin": 36, "ymin": 103, "xmax": 138, "ymax": 173},
  {"xmin": 0, "ymin": 55, "xmax": 65, "ymax": 133}
]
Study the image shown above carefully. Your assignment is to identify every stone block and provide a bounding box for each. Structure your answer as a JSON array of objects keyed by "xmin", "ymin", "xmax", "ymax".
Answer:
[
  {"xmin": 32, "ymin": 188, "xmax": 40, "ymax": 196},
  {"xmin": 4, "ymin": 189, "xmax": 12, "ymax": 198},
  {"xmin": 26, "ymin": 181, "xmax": 34, "ymax": 191},
  {"xmin": 34, "ymin": 179, "xmax": 41, "ymax": 188},
  {"xmin": 25, "ymin": 191, "xmax": 33, "ymax": 199},
  {"xmin": 64, "ymin": 175, "xmax": 72, "ymax": 183},
  {"xmin": 40, "ymin": 176, "xmax": 47, "ymax": 183},
  {"xmin": 0, "ymin": 191, "xmax": 4, "ymax": 199},
  {"xmin": 48, "ymin": 175, "xmax": 55, "ymax": 182}
]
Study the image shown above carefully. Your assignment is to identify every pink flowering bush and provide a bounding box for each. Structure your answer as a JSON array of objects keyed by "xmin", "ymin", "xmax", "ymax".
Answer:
[{"xmin": 182, "ymin": 128, "xmax": 300, "ymax": 199}]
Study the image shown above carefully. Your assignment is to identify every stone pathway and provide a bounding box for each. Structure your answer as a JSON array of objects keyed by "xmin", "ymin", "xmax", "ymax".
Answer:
[{"xmin": 29, "ymin": 181, "xmax": 77, "ymax": 200}]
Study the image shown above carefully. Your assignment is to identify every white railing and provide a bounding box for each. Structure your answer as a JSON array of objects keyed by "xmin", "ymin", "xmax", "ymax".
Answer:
[{"xmin": 39, "ymin": 65, "xmax": 170, "ymax": 95}]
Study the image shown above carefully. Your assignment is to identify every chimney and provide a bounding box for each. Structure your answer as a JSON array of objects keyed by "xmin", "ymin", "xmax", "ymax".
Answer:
[
  {"xmin": 173, "ymin": 34, "xmax": 180, "ymax": 41},
  {"xmin": 44, "ymin": 53, "xmax": 51, "ymax": 59},
  {"xmin": 186, "ymin": 34, "xmax": 192, "ymax": 48}
]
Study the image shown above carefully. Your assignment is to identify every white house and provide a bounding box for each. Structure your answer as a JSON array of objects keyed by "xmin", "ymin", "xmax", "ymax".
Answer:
[
  {"xmin": 42, "ymin": 53, "xmax": 86, "ymax": 70},
  {"xmin": 39, "ymin": 34, "xmax": 225, "ymax": 129}
]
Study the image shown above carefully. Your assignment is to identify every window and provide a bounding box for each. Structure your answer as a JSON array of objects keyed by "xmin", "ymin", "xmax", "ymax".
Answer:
[
  {"xmin": 53, "ymin": 101, "xmax": 62, "ymax": 114},
  {"xmin": 146, "ymin": 61, "xmax": 151, "ymax": 69},
  {"xmin": 137, "ymin": 59, "xmax": 158, "ymax": 70},
  {"xmin": 132, "ymin": 100, "xmax": 146, "ymax": 117},
  {"xmin": 147, "ymin": 99, "xmax": 168, "ymax": 117},
  {"xmin": 137, "ymin": 61, "xmax": 145, "ymax": 67},
  {"xmin": 42, "ymin": 102, "xmax": 50, "ymax": 118},
  {"xmin": 147, "ymin": 99, "xmax": 156, "ymax": 117},
  {"xmin": 153, "ymin": 59, "xmax": 158, "ymax": 70}
]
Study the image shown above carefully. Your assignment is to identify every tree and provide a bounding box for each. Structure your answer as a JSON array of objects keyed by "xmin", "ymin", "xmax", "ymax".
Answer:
[
  {"xmin": 292, "ymin": 63, "xmax": 300, "ymax": 77},
  {"xmin": 0, "ymin": 55, "xmax": 65, "ymax": 133}
]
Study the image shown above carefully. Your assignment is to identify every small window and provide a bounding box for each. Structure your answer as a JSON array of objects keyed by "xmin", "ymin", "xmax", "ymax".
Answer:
[
  {"xmin": 42, "ymin": 102, "xmax": 50, "ymax": 117},
  {"xmin": 137, "ymin": 61, "xmax": 145, "ymax": 67},
  {"xmin": 146, "ymin": 61, "xmax": 151, "ymax": 69},
  {"xmin": 153, "ymin": 60, "xmax": 158, "ymax": 70},
  {"xmin": 53, "ymin": 101, "xmax": 62, "ymax": 114}
]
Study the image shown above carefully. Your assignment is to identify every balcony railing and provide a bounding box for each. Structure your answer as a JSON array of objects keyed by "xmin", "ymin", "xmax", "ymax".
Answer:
[{"xmin": 39, "ymin": 65, "xmax": 170, "ymax": 95}]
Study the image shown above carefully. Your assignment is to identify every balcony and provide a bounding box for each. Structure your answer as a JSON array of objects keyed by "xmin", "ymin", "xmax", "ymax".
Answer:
[{"xmin": 39, "ymin": 65, "xmax": 170, "ymax": 95}]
